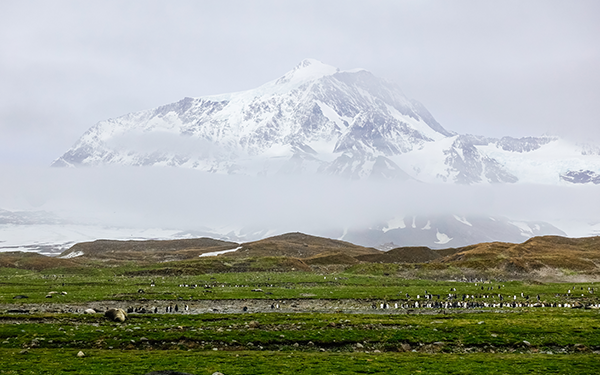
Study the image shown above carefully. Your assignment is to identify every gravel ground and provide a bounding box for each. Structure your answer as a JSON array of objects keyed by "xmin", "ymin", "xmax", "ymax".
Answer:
[{"xmin": 0, "ymin": 298, "xmax": 492, "ymax": 315}]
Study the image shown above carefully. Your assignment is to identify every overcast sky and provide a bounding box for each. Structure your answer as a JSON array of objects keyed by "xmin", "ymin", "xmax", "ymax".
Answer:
[{"xmin": 1, "ymin": 0, "xmax": 599, "ymax": 166}]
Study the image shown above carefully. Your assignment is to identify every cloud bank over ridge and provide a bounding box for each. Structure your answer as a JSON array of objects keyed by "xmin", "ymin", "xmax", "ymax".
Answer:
[{"xmin": 1, "ymin": 165, "xmax": 597, "ymax": 236}]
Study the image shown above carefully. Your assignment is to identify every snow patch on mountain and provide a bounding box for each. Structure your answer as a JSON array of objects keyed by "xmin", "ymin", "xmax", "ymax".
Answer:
[
  {"xmin": 199, "ymin": 246, "xmax": 242, "ymax": 257},
  {"xmin": 435, "ymin": 231, "xmax": 453, "ymax": 245},
  {"xmin": 274, "ymin": 58, "xmax": 339, "ymax": 87},
  {"xmin": 60, "ymin": 250, "xmax": 84, "ymax": 259},
  {"xmin": 509, "ymin": 221, "xmax": 539, "ymax": 237},
  {"xmin": 383, "ymin": 217, "xmax": 407, "ymax": 232},
  {"xmin": 478, "ymin": 138, "xmax": 600, "ymax": 185},
  {"xmin": 454, "ymin": 215, "xmax": 473, "ymax": 226}
]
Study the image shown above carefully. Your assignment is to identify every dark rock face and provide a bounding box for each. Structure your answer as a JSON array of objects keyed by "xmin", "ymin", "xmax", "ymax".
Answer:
[
  {"xmin": 560, "ymin": 170, "xmax": 600, "ymax": 184},
  {"xmin": 496, "ymin": 136, "xmax": 552, "ymax": 153},
  {"xmin": 334, "ymin": 111, "xmax": 431, "ymax": 156},
  {"xmin": 442, "ymin": 136, "xmax": 518, "ymax": 184}
]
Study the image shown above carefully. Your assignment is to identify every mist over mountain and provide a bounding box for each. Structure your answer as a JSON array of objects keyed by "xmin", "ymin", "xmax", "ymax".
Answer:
[
  {"xmin": 2, "ymin": 60, "xmax": 599, "ymax": 254},
  {"xmin": 2, "ymin": 163, "xmax": 598, "ymax": 255}
]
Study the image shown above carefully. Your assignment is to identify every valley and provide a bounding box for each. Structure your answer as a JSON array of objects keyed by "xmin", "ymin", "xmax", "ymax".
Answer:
[{"xmin": 1, "ymin": 233, "xmax": 600, "ymax": 374}]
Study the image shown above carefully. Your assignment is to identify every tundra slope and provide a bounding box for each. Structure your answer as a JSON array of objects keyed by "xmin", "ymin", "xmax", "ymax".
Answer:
[{"xmin": 49, "ymin": 232, "xmax": 600, "ymax": 277}]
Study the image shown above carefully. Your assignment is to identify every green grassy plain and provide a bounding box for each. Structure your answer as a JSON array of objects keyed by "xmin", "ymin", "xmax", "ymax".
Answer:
[
  {"xmin": 1, "ymin": 266, "xmax": 600, "ymax": 374},
  {"xmin": 1, "ymin": 268, "xmax": 598, "ymax": 303},
  {"xmin": 2, "ymin": 350, "xmax": 599, "ymax": 375}
]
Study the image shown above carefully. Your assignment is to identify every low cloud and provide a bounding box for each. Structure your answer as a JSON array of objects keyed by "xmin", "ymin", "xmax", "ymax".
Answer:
[
  {"xmin": 1, "ymin": 165, "xmax": 598, "ymax": 235},
  {"xmin": 106, "ymin": 131, "xmax": 223, "ymax": 158}
]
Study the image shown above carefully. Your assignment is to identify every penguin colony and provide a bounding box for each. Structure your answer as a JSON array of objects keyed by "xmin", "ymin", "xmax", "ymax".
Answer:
[{"xmin": 109, "ymin": 284, "xmax": 597, "ymax": 315}]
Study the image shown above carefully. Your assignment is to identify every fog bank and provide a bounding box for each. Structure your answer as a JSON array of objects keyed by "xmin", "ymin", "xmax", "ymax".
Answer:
[{"xmin": 1, "ymin": 165, "xmax": 598, "ymax": 235}]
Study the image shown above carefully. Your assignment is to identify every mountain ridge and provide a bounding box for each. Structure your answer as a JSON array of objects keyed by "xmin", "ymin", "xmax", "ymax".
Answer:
[
  {"xmin": 52, "ymin": 59, "xmax": 600, "ymax": 184},
  {"xmin": 26, "ymin": 232, "xmax": 598, "ymax": 276}
]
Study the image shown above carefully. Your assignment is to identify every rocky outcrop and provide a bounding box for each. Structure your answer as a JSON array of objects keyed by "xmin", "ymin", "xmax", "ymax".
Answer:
[{"xmin": 560, "ymin": 170, "xmax": 600, "ymax": 184}]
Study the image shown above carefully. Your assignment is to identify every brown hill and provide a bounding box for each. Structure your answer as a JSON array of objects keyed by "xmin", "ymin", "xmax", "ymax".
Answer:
[
  {"xmin": 126, "ymin": 256, "xmax": 312, "ymax": 276},
  {"xmin": 355, "ymin": 246, "xmax": 455, "ymax": 263},
  {"xmin": 0, "ymin": 252, "xmax": 79, "ymax": 271},
  {"xmin": 36, "ymin": 233, "xmax": 600, "ymax": 274},
  {"xmin": 224, "ymin": 232, "xmax": 382, "ymax": 259},
  {"xmin": 54, "ymin": 233, "xmax": 380, "ymax": 265},
  {"xmin": 434, "ymin": 235, "xmax": 600, "ymax": 272},
  {"xmin": 304, "ymin": 252, "xmax": 361, "ymax": 265},
  {"xmin": 58, "ymin": 238, "xmax": 239, "ymax": 263}
]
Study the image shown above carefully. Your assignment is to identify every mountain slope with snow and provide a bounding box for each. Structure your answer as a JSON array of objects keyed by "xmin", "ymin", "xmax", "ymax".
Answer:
[
  {"xmin": 341, "ymin": 214, "xmax": 567, "ymax": 250},
  {"xmin": 52, "ymin": 59, "xmax": 600, "ymax": 185}
]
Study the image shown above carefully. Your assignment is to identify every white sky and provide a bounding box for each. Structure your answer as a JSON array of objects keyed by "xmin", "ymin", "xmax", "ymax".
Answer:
[{"xmin": 1, "ymin": 0, "xmax": 599, "ymax": 166}]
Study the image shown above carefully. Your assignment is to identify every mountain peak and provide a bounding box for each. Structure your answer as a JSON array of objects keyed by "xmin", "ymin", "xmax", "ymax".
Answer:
[
  {"xmin": 295, "ymin": 58, "xmax": 334, "ymax": 70},
  {"xmin": 53, "ymin": 59, "xmax": 597, "ymax": 186},
  {"xmin": 275, "ymin": 58, "xmax": 339, "ymax": 86}
]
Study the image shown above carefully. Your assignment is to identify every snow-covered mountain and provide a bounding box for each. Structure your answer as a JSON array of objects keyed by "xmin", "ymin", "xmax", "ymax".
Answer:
[
  {"xmin": 52, "ymin": 59, "xmax": 600, "ymax": 184},
  {"xmin": 340, "ymin": 214, "xmax": 567, "ymax": 250}
]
